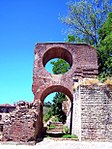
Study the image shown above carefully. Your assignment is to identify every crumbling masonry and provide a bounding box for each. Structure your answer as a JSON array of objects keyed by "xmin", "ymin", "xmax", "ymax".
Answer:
[{"xmin": 0, "ymin": 43, "xmax": 112, "ymax": 144}]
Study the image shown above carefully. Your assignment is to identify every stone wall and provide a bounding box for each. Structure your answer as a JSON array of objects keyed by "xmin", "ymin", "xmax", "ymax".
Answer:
[
  {"xmin": 73, "ymin": 84, "xmax": 112, "ymax": 141},
  {"xmin": 2, "ymin": 101, "xmax": 40, "ymax": 144},
  {"xmin": 72, "ymin": 85, "xmax": 81, "ymax": 140},
  {"xmin": 0, "ymin": 105, "xmax": 16, "ymax": 141}
]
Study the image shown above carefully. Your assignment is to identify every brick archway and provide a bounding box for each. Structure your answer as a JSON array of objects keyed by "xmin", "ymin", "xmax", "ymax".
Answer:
[
  {"xmin": 32, "ymin": 43, "xmax": 98, "ymax": 139},
  {"xmin": 40, "ymin": 85, "xmax": 73, "ymax": 135},
  {"xmin": 40, "ymin": 85, "xmax": 73, "ymax": 103}
]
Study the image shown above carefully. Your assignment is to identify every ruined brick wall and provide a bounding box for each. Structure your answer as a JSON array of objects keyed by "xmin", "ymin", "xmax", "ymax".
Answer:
[
  {"xmin": 2, "ymin": 101, "xmax": 40, "ymax": 144},
  {"xmin": 32, "ymin": 43, "xmax": 98, "ymax": 137},
  {"xmin": 0, "ymin": 105, "xmax": 16, "ymax": 141},
  {"xmin": 32, "ymin": 43, "xmax": 98, "ymax": 102},
  {"xmin": 73, "ymin": 84, "xmax": 112, "ymax": 141},
  {"xmin": 0, "ymin": 105, "xmax": 16, "ymax": 113}
]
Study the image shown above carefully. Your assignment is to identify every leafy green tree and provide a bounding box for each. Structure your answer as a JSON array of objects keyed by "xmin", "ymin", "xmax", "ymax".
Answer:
[
  {"xmin": 61, "ymin": 0, "xmax": 112, "ymax": 46},
  {"xmin": 98, "ymin": 12, "xmax": 112, "ymax": 81},
  {"xmin": 51, "ymin": 59, "xmax": 70, "ymax": 74},
  {"xmin": 67, "ymin": 34, "xmax": 83, "ymax": 43},
  {"xmin": 66, "ymin": 12, "xmax": 112, "ymax": 80},
  {"xmin": 59, "ymin": 0, "xmax": 112, "ymax": 80},
  {"xmin": 51, "ymin": 92, "xmax": 67, "ymax": 123}
]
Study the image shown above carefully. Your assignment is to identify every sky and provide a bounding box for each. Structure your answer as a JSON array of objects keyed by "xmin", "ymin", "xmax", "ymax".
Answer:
[{"xmin": 0, "ymin": 0, "xmax": 68, "ymax": 104}]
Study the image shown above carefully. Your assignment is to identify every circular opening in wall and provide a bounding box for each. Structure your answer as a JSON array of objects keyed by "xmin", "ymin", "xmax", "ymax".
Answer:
[
  {"xmin": 43, "ymin": 47, "xmax": 73, "ymax": 74},
  {"xmin": 45, "ymin": 58, "xmax": 70, "ymax": 74}
]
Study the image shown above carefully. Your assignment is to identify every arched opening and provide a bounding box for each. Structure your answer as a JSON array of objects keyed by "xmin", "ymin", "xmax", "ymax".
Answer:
[
  {"xmin": 43, "ymin": 92, "xmax": 70, "ymax": 123},
  {"xmin": 43, "ymin": 47, "xmax": 73, "ymax": 74},
  {"xmin": 40, "ymin": 85, "xmax": 73, "ymax": 138},
  {"xmin": 41, "ymin": 85, "xmax": 73, "ymax": 102}
]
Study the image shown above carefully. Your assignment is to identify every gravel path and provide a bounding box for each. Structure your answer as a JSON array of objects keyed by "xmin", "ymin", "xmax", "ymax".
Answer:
[{"xmin": 1, "ymin": 139, "xmax": 112, "ymax": 149}]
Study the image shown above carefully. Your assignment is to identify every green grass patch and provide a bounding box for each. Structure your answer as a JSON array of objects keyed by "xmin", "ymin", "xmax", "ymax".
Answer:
[{"xmin": 62, "ymin": 134, "xmax": 78, "ymax": 138}]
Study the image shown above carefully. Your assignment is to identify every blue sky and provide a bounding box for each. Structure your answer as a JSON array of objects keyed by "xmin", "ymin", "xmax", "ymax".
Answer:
[{"xmin": 0, "ymin": 0, "xmax": 68, "ymax": 104}]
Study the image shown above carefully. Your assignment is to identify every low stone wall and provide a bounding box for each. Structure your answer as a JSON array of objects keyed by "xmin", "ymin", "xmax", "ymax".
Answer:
[
  {"xmin": 2, "ymin": 101, "xmax": 40, "ymax": 144},
  {"xmin": 73, "ymin": 84, "xmax": 112, "ymax": 141}
]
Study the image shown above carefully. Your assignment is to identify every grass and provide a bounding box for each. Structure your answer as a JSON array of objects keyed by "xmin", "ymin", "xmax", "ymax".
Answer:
[{"xmin": 62, "ymin": 134, "xmax": 78, "ymax": 138}]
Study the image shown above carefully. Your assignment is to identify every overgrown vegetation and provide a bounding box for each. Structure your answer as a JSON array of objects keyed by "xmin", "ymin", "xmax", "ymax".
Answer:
[
  {"xmin": 43, "ymin": 93, "xmax": 67, "ymax": 123},
  {"xmin": 98, "ymin": 12, "xmax": 112, "ymax": 81}
]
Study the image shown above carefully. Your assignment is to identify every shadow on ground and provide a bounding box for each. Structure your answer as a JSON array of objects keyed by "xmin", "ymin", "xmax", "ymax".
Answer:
[{"xmin": 45, "ymin": 133, "xmax": 65, "ymax": 138}]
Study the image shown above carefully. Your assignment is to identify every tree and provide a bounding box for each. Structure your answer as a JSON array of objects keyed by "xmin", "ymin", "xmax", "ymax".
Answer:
[
  {"xmin": 98, "ymin": 12, "xmax": 112, "ymax": 81},
  {"xmin": 61, "ymin": 0, "xmax": 112, "ymax": 46},
  {"xmin": 51, "ymin": 59, "xmax": 70, "ymax": 74},
  {"xmin": 67, "ymin": 34, "xmax": 83, "ymax": 42},
  {"xmin": 59, "ymin": 0, "xmax": 112, "ymax": 80},
  {"xmin": 51, "ymin": 92, "xmax": 67, "ymax": 123}
]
